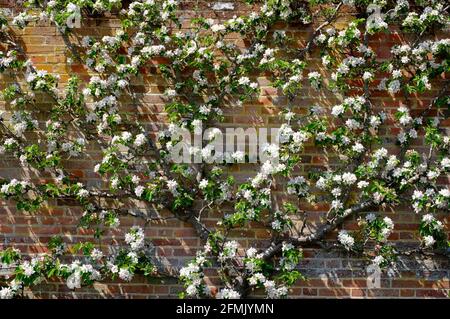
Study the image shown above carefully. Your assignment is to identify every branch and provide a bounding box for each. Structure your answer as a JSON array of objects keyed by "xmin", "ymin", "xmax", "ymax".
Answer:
[{"xmin": 262, "ymin": 200, "xmax": 375, "ymax": 260}]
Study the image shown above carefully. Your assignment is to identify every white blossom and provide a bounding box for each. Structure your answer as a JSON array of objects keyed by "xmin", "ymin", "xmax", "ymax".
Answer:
[
  {"xmin": 423, "ymin": 235, "xmax": 435, "ymax": 248},
  {"xmin": 0, "ymin": 287, "xmax": 14, "ymax": 299},
  {"xmin": 338, "ymin": 230, "xmax": 354, "ymax": 250},
  {"xmin": 342, "ymin": 173, "xmax": 357, "ymax": 185},
  {"xmin": 118, "ymin": 268, "xmax": 133, "ymax": 281},
  {"xmin": 134, "ymin": 186, "xmax": 145, "ymax": 198},
  {"xmin": 216, "ymin": 288, "xmax": 240, "ymax": 299},
  {"xmin": 372, "ymin": 255, "xmax": 385, "ymax": 266},
  {"xmin": 199, "ymin": 179, "xmax": 209, "ymax": 190}
]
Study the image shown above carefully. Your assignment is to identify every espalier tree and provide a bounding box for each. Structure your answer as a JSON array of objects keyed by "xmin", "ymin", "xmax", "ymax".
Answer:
[{"xmin": 0, "ymin": 0, "xmax": 449, "ymax": 299}]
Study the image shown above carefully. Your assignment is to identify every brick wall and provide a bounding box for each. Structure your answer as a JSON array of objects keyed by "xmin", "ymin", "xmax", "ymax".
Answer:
[{"xmin": 0, "ymin": 1, "xmax": 449, "ymax": 298}]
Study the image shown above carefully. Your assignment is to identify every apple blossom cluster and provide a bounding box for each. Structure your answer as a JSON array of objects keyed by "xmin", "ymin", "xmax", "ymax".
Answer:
[
  {"xmin": 9, "ymin": 111, "xmax": 38, "ymax": 137},
  {"xmin": 216, "ymin": 288, "xmax": 241, "ymax": 299},
  {"xmin": 0, "ymin": 49, "xmax": 22, "ymax": 72},
  {"xmin": 18, "ymin": 0, "xmax": 123, "ymax": 33},
  {"xmin": 271, "ymin": 209, "xmax": 293, "ymax": 233},
  {"xmin": 179, "ymin": 248, "xmax": 210, "ymax": 298},
  {"xmin": 221, "ymin": 243, "xmax": 300, "ymax": 299},
  {"xmin": 412, "ymin": 188, "xmax": 450, "ymax": 214},
  {"xmin": 0, "ymin": 179, "xmax": 30, "ymax": 197},
  {"xmin": 0, "ymin": 226, "xmax": 157, "ymax": 299},
  {"xmin": 419, "ymin": 214, "xmax": 447, "ymax": 249},
  {"xmin": 125, "ymin": 226, "xmax": 145, "ymax": 251},
  {"xmin": 362, "ymin": 214, "xmax": 395, "ymax": 243},
  {"xmin": 338, "ymin": 230, "xmax": 355, "ymax": 251},
  {"xmin": 402, "ymin": 3, "xmax": 447, "ymax": 32}
]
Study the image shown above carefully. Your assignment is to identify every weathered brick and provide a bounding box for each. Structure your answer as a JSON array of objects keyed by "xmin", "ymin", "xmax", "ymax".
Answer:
[{"xmin": 0, "ymin": 1, "xmax": 448, "ymax": 301}]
